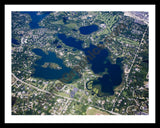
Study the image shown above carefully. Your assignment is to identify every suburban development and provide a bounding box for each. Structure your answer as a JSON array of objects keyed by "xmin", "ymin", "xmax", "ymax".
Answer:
[{"xmin": 12, "ymin": 11, "xmax": 149, "ymax": 115}]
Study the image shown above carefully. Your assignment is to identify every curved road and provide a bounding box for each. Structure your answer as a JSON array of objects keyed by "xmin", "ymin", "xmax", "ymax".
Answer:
[{"xmin": 12, "ymin": 73, "xmax": 121, "ymax": 115}]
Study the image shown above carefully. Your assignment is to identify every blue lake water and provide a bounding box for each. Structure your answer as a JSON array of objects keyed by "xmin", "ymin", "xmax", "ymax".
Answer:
[
  {"xmin": 58, "ymin": 33, "xmax": 123, "ymax": 96},
  {"xmin": 31, "ymin": 49, "xmax": 80, "ymax": 82},
  {"xmin": 62, "ymin": 17, "xmax": 68, "ymax": 24},
  {"xmin": 57, "ymin": 45, "xmax": 62, "ymax": 48},
  {"xmin": 26, "ymin": 12, "xmax": 123, "ymax": 96},
  {"xmin": 79, "ymin": 24, "xmax": 99, "ymax": 35},
  {"xmin": 32, "ymin": 33, "xmax": 123, "ymax": 95},
  {"xmin": 20, "ymin": 11, "xmax": 50, "ymax": 29},
  {"xmin": 12, "ymin": 38, "xmax": 20, "ymax": 45},
  {"xmin": 99, "ymin": 42, "xmax": 103, "ymax": 44},
  {"xmin": 57, "ymin": 34, "xmax": 83, "ymax": 50}
]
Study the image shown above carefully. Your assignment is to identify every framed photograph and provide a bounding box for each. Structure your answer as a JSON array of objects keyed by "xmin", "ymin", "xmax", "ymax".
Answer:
[{"xmin": 4, "ymin": 4, "xmax": 156, "ymax": 124}]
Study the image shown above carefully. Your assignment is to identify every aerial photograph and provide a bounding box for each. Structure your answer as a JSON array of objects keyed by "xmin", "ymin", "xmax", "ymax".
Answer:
[{"xmin": 11, "ymin": 11, "xmax": 149, "ymax": 115}]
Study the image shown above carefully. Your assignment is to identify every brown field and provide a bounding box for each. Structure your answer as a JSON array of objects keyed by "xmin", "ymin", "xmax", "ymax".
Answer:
[{"xmin": 86, "ymin": 107, "xmax": 110, "ymax": 115}]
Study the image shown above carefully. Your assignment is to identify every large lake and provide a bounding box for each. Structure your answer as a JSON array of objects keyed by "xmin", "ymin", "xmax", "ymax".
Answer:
[
  {"xmin": 24, "ymin": 11, "xmax": 123, "ymax": 96},
  {"xmin": 31, "ymin": 49, "xmax": 80, "ymax": 83},
  {"xmin": 58, "ymin": 33, "xmax": 123, "ymax": 96}
]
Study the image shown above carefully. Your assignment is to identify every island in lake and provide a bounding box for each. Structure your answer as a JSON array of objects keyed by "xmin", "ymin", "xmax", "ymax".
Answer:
[
  {"xmin": 12, "ymin": 11, "xmax": 149, "ymax": 115},
  {"xmin": 42, "ymin": 62, "xmax": 62, "ymax": 70}
]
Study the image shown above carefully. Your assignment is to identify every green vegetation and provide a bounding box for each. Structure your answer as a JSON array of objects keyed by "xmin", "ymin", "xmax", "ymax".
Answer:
[
  {"xmin": 93, "ymin": 87, "xmax": 99, "ymax": 94},
  {"xmin": 12, "ymin": 11, "xmax": 149, "ymax": 115},
  {"xmin": 86, "ymin": 81, "xmax": 93, "ymax": 90},
  {"xmin": 96, "ymin": 12, "xmax": 119, "ymax": 35},
  {"xmin": 116, "ymin": 36, "xmax": 139, "ymax": 46},
  {"xmin": 41, "ymin": 62, "xmax": 62, "ymax": 70},
  {"xmin": 65, "ymin": 101, "xmax": 88, "ymax": 115},
  {"xmin": 65, "ymin": 23, "xmax": 78, "ymax": 29},
  {"xmin": 86, "ymin": 107, "xmax": 110, "ymax": 115},
  {"xmin": 50, "ymin": 19, "xmax": 64, "ymax": 25}
]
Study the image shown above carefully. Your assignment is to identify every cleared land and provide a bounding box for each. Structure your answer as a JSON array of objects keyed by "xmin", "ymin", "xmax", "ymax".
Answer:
[
  {"xmin": 116, "ymin": 36, "xmax": 139, "ymax": 46},
  {"xmin": 86, "ymin": 107, "xmax": 110, "ymax": 115}
]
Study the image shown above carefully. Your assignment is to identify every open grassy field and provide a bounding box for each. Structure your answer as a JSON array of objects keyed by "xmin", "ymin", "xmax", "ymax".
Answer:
[
  {"xmin": 50, "ymin": 19, "xmax": 64, "ymax": 25},
  {"xmin": 86, "ymin": 107, "xmax": 110, "ymax": 115},
  {"xmin": 116, "ymin": 36, "xmax": 139, "ymax": 46},
  {"xmin": 65, "ymin": 23, "xmax": 78, "ymax": 29},
  {"xmin": 96, "ymin": 12, "xmax": 119, "ymax": 36}
]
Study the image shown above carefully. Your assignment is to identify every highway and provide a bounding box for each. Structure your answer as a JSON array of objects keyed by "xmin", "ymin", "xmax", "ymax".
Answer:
[{"xmin": 12, "ymin": 73, "xmax": 121, "ymax": 115}]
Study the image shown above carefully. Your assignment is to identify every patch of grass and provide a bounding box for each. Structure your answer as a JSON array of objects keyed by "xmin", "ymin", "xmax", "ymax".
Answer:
[
  {"xmin": 96, "ymin": 12, "xmax": 119, "ymax": 36},
  {"xmin": 50, "ymin": 20, "xmax": 64, "ymax": 25},
  {"xmin": 65, "ymin": 23, "xmax": 78, "ymax": 29},
  {"xmin": 86, "ymin": 107, "xmax": 110, "ymax": 115},
  {"xmin": 116, "ymin": 36, "xmax": 139, "ymax": 46},
  {"xmin": 58, "ymin": 92, "xmax": 70, "ymax": 98}
]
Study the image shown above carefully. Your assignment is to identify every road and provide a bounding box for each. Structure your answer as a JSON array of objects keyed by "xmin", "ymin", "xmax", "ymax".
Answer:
[
  {"xmin": 12, "ymin": 73, "xmax": 120, "ymax": 115},
  {"xmin": 12, "ymin": 73, "xmax": 76, "ymax": 101},
  {"xmin": 111, "ymin": 28, "xmax": 147, "ymax": 112},
  {"xmin": 83, "ymin": 72, "xmax": 86, "ymax": 90},
  {"xmin": 93, "ymin": 105, "xmax": 120, "ymax": 115},
  {"xmin": 12, "ymin": 27, "xmax": 147, "ymax": 115},
  {"xmin": 125, "ymin": 28, "xmax": 147, "ymax": 83},
  {"xmin": 12, "ymin": 73, "xmax": 50, "ymax": 94}
]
